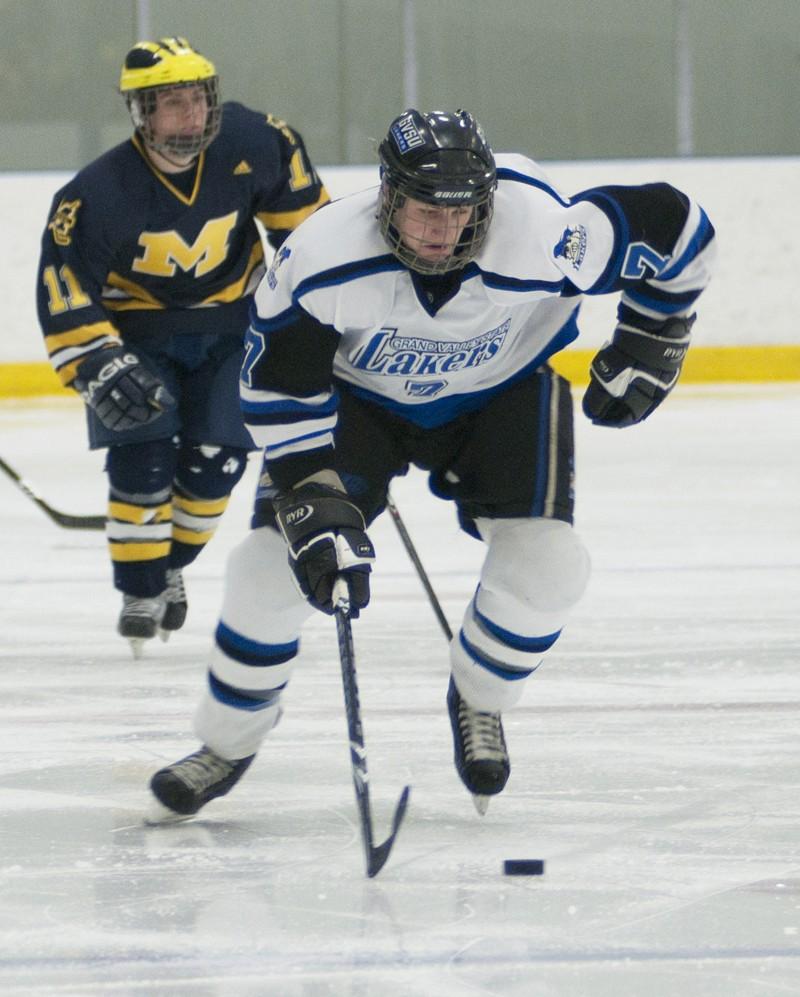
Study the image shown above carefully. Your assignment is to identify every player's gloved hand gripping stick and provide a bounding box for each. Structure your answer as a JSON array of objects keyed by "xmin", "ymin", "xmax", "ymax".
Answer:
[
  {"xmin": 276, "ymin": 480, "xmax": 405, "ymax": 876},
  {"xmin": 275, "ymin": 482, "xmax": 375, "ymax": 617}
]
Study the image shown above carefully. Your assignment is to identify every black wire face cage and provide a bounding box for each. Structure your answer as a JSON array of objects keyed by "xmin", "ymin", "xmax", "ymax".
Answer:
[
  {"xmin": 378, "ymin": 180, "xmax": 494, "ymax": 275},
  {"xmin": 127, "ymin": 78, "xmax": 221, "ymax": 160}
]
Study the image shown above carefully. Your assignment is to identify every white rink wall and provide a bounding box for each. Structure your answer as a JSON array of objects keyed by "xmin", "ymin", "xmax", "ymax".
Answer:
[{"xmin": 2, "ymin": 157, "xmax": 798, "ymax": 364}]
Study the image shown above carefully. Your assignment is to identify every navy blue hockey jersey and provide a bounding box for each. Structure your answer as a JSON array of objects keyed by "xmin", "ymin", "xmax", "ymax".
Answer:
[{"xmin": 37, "ymin": 102, "xmax": 329, "ymax": 388}]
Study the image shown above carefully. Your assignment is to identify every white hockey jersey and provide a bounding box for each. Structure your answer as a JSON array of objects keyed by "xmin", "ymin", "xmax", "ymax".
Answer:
[{"xmin": 241, "ymin": 153, "xmax": 715, "ymax": 480}]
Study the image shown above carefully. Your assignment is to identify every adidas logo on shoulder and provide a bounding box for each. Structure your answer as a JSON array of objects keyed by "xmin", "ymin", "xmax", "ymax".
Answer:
[{"xmin": 233, "ymin": 160, "xmax": 252, "ymax": 175}]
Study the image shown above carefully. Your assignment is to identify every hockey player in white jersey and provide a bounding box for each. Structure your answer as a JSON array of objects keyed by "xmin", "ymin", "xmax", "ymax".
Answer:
[{"xmin": 148, "ymin": 108, "xmax": 716, "ymax": 820}]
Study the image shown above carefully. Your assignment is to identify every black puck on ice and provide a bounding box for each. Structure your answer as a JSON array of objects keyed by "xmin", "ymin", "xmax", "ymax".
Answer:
[{"xmin": 503, "ymin": 859, "xmax": 545, "ymax": 876}]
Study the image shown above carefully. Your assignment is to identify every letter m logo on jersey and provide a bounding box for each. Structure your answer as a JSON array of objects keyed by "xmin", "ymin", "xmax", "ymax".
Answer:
[
  {"xmin": 132, "ymin": 211, "xmax": 239, "ymax": 277},
  {"xmin": 620, "ymin": 241, "xmax": 670, "ymax": 280}
]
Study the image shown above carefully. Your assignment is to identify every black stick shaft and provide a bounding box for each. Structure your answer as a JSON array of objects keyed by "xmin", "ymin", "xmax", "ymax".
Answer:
[
  {"xmin": 333, "ymin": 581, "xmax": 410, "ymax": 877},
  {"xmin": 335, "ymin": 606, "xmax": 375, "ymax": 855},
  {"xmin": 385, "ymin": 492, "xmax": 453, "ymax": 641}
]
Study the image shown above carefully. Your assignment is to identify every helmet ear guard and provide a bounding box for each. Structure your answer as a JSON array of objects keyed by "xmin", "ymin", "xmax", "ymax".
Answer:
[
  {"xmin": 120, "ymin": 37, "xmax": 222, "ymax": 160},
  {"xmin": 377, "ymin": 109, "xmax": 496, "ymax": 274}
]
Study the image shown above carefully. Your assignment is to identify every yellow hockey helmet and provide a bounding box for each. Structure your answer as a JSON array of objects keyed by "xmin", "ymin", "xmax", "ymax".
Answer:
[
  {"xmin": 120, "ymin": 38, "xmax": 221, "ymax": 161},
  {"xmin": 119, "ymin": 37, "xmax": 216, "ymax": 92}
]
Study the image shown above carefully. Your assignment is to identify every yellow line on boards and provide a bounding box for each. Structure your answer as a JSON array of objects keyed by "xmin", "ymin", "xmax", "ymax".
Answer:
[
  {"xmin": 0, "ymin": 363, "xmax": 71, "ymax": 398},
  {"xmin": 680, "ymin": 346, "xmax": 800, "ymax": 383},
  {"xmin": 1, "ymin": 347, "xmax": 800, "ymax": 398},
  {"xmin": 550, "ymin": 346, "xmax": 800, "ymax": 385}
]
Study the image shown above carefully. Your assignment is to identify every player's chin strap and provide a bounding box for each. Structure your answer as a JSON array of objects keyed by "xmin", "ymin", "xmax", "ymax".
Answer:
[{"xmin": 332, "ymin": 577, "xmax": 410, "ymax": 878}]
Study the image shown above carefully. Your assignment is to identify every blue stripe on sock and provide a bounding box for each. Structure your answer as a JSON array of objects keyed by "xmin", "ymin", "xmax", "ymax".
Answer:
[
  {"xmin": 215, "ymin": 621, "xmax": 298, "ymax": 667},
  {"xmin": 473, "ymin": 599, "xmax": 561, "ymax": 653},
  {"xmin": 459, "ymin": 630, "xmax": 536, "ymax": 681},
  {"xmin": 208, "ymin": 672, "xmax": 286, "ymax": 711}
]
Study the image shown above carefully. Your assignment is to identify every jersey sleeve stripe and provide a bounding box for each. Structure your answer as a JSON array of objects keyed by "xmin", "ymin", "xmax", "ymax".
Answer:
[
  {"xmin": 574, "ymin": 189, "xmax": 631, "ymax": 294},
  {"xmin": 495, "ymin": 167, "xmax": 571, "ymax": 207},
  {"xmin": 262, "ymin": 427, "xmax": 335, "ymax": 461},
  {"xmin": 621, "ymin": 286, "xmax": 703, "ymax": 317},
  {"xmin": 44, "ymin": 320, "xmax": 119, "ymax": 351},
  {"xmin": 199, "ymin": 241, "xmax": 265, "ymax": 304},
  {"xmin": 46, "ymin": 323, "xmax": 123, "ymax": 386},
  {"xmin": 656, "ymin": 206, "xmax": 715, "ymax": 282},
  {"xmin": 240, "ymin": 385, "xmax": 335, "ymax": 410},
  {"xmin": 103, "ymin": 271, "xmax": 164, "ymax": 307},
  {"xmin": 249, "ymin": 303, "xmax": 307, "ymax": 334},
  {"xmin": 256, "ymin": 188, "xmax": 331, "ymax": 231},
  {"xmin": 48, "ymin": 338, "xmax": 121, "ymax": 378},
  {"xmin": 242, "ymin": 397, "xmax": 337, "ymax": 424}
]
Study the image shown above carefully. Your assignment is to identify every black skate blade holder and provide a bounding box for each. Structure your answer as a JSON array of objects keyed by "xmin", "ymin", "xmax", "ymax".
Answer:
[{"xmin": 333, "ymin": 579, "xmax": 410, "ymax": 878}]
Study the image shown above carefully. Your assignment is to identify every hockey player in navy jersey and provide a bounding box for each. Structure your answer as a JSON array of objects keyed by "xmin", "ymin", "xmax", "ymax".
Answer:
[
  {"xmin": 148, "ymin": 108, "xmax": 715, "ymax": 819},
  {"xmin": 36, "ymin": 38, "xmax": 329, "ymax": 655}
]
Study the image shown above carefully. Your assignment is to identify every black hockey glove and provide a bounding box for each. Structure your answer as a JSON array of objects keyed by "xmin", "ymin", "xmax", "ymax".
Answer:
[
  {"xmin": 274, "ymin": 482, "xmax": 375, "ymax": 617},
  {"xmin": 73, "ymin": 347, "xmax": 175, "ymax": 432},
  {"xmin": 582, "ymin": 313, "xmax": 695, "ymax": 427}
]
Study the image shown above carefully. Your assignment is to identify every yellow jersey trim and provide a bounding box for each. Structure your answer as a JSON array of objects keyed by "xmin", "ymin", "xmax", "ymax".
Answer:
[
  {"xmin": 256, "ymin": 188, "xmax": 330, "ymax": 231},
  {"xmin": 131, "ymin": 135, "xmax": 205, "ymax": 206}
]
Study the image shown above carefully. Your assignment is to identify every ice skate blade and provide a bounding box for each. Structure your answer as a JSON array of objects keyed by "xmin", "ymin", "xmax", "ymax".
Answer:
[
  {"xmin": 157, "ymin": 628, "xmax": 171, "ymax": 643},
  {"xmin": 144, "ymin": 795, "xmax": 193, "ymax": 826},
  {"xmin": 473, "ymin": 794, "xmax": 489, "ymax": 816},
  {"xmin": 127, "ymin": 637, "xmax": 146, "ymax": 660}
]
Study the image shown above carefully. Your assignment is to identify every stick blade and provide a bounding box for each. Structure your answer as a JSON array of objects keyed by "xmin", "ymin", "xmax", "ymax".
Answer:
[
  {"xmin": 51, "ymin": 512, "xmax": 106, "ymax": 530},
  {"xmin": 0, "ymin": 456, "xmax": 105, "ymax": 530},
  {"xmin": 366, "ymin": 784, "xmax": 411, "ymax": 878}
]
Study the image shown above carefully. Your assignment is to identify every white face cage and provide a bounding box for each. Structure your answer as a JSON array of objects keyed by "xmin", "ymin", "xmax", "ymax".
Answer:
[
  {"xmin": 377, "ymin": 182, "xmax": 494, "ymax": 276},
  {"xmin": 127, "ymin": 78, "xmax": 221, "ymax": 160}
]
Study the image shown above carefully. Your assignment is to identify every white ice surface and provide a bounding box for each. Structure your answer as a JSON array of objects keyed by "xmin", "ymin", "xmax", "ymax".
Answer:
[{"xmin": 0, "ymin": 385, "xmax": 799, "ymax": 996}]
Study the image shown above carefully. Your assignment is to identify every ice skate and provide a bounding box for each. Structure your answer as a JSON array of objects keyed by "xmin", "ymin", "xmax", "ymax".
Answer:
[
  {"xmin": 159, "ymin": 568, "xmax": 188, "ymax": 641},
  {"xmin": 118, "ymin": 594, "xmax": 166, "ymax": 659},
  {"xmin": 447, "ymin": 677, "xmax": 510, "ymax": 815},
  {"xmin": 147, "ymin": 746, "xmax": 255, "ymax": 823}
]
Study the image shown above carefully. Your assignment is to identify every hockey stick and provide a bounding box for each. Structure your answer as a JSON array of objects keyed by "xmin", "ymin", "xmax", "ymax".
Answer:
[
  {"xmin": 0, "ymin": 455, "xmax": 105, "ymax": 530},
  {"xmin": 385, "ymin": 491, "xmax": 453, "ymax": 641},
  {"xmin": 333, "ymin": 578, "xmax": 411, "ymax": 878}
]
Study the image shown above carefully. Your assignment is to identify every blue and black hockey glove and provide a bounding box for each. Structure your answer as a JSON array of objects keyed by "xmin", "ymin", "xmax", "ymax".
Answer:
[
  {"xmin": 582, "ymin": 312, "xmax": 695, "ymax": 427},
  {"xmin": 73, "ymin": 347, "xmax": 175, "ymax": 432},
  {"xmin": 274, "ymin": 482, "xmax": 375, "ymax": 617}
]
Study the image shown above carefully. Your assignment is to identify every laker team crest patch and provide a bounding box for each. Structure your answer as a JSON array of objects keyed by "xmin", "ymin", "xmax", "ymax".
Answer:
[
  {"xmin": 48, "ymin": 199, "xmax": 82, "ymax": 247},
  {"xmin": 554, "ymin": 225, "xmax": 587, "ymax": 270}
]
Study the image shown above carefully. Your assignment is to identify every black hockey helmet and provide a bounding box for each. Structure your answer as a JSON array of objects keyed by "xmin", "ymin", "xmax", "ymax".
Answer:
[{"xmin": 378, "ymin": 109, "xmax": 497, "ymax": 273}]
